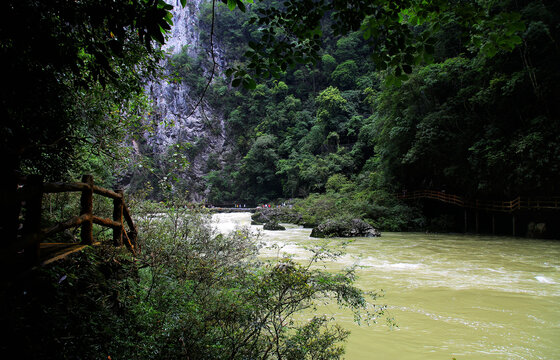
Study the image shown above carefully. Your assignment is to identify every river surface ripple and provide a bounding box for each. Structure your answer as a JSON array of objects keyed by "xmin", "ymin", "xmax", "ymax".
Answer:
[{"xmin": 212, "ymin": 212, "xmax": 560, "ymax": 360}]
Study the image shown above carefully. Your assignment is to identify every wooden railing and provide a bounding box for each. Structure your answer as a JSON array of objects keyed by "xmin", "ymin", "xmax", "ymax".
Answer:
[
  {"xmin": 397, "ymin": 190, "xmax": 560, "ymax": 212},
  {"xmin": 397, "ymin": 190, "xmax": 465, "ymax": 207},
  {"xmin": 6, "ymin": 174, "xmax": 137, "ymax": 267}
]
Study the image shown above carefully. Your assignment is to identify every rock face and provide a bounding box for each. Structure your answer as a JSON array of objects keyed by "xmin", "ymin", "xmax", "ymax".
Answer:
[
  {"xmin": 135, "ymin": 0, "xmax": 237, "ymax": 201},
  {"xmin": 310, "ymin": 219, "xmax": 381, "ymax": 238}
]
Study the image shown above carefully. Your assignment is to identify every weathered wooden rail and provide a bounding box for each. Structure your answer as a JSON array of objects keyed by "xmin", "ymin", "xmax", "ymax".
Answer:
[
  {"xmin": 397, "ymin": 190, "xmax": 560, "ymax": 212},
  {"xmin": 3, "ymin": 174, "xmax": 137, "ymax": 269},
  {"xmin": 397, "ymin": 189, "xmax": 560, "ymax": 236}
]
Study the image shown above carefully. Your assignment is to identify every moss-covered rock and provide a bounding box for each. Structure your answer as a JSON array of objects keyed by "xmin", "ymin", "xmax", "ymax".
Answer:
[
  {"xmin": 251, "ymin": 211, "xmax": 270, "ymax": 224},
  {"xmin": 263, "ymin": 221, "xmax": 286, "ymax": 231},
  {"xmin": 310, "ymin": 218, "xmax": 380, "ymax": 238}
]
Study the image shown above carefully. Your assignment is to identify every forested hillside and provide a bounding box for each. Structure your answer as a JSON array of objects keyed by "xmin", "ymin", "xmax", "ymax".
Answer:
[
  {"xmin": 3, "ymin": 1, "xmax": 560, "ymax": 358},
  {"xmin": 3, "ymin": 0, "xmax": 559, "ymax": 230},
  {"xmin": 141, "ymin": 0, "xmax": 559, "ymax": 230}
]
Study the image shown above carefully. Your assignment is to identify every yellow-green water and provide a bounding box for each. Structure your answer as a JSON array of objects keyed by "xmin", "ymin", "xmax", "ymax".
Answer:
[{"xmin": 213, "ymin": 213, "xmax": 560, "ymax": 359}]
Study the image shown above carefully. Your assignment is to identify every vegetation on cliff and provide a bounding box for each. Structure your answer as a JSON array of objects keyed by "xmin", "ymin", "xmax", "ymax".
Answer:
[{"xmin": 176, "ymin": 0, "xmax": 558, "ymax": 231}]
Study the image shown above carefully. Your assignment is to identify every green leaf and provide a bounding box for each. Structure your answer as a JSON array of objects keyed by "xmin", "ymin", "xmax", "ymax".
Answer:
[
  {"xmin": 424, "ymin": 44, "xmax": 434, "ymax": 54},
  {"xmin": 398, "ymin": 73, "xmax": 409, "ymax": 81},
  {"xmin": 404, "ymin": 53, "xmax": 414, "ymax": 65},
  {"xmin": 236, "ymin": 0, "xmax": 246, "ymax": 12},
  {"xmin": 423, "ymin": 52, "xmax": 434, "ymax": 64},
  {"xmin": 232, "ymin": 78, "xmax": 242, "ymax": 87},
  {"xmin": 180, "ymin": 0, "xmax": 187, "ymax": 7},
  {"xmin": 248, "ymin": 41, "xmax": 258, "ymax": 50},
  {"xmin": 363, "ymin": 27, "xmax": 372, "ymax": 40},
  {"xmin": 242, "ymin": 77, "xmax": 257, "ymax": 90},
  {"xmin": 510, "ymin": 35, "xmax": 522, "ymax": 45},
  {"xmin": 481, "ymin": 42, "xmax": 497, "ymax": 58},
  {"xmin": 227, "ymin": 0, "xmax": 236, "ymax": 11}
]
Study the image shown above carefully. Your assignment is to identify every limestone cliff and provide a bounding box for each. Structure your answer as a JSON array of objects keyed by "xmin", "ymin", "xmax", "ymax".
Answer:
[{"xmin": 138, "ymin": 0, "xmax": 235, "ymax": 201}]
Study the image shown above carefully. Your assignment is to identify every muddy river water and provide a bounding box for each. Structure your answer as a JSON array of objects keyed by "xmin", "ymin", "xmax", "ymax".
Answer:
[{"xmin": 213, "ymin": 212, "xmax": 560, "ymax": 359}]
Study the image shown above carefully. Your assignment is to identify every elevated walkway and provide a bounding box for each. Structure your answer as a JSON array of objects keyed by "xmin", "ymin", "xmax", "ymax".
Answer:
[
  {"xmin": 397, "ymin": 190, "xmax": 560, "ymax": 212},
  {"xmin": 397, "ymin": 190, "xmax": 560, "ymax": 236}
]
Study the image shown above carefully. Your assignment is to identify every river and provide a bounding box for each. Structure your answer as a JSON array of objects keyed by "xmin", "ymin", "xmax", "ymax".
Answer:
[{"xmin": 212, "ymin": 212, "xmax": 560, "ymax": 359}]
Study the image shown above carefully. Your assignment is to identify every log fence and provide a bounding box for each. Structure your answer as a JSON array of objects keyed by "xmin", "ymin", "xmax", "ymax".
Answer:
[{"xmin": 3, "ymin": 174, "xmax": 137, "ymax": 269}]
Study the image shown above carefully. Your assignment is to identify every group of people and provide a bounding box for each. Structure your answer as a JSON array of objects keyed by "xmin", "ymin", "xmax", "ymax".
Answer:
[{"xmin": 257, "ymin": 203, "xmax": 291, "ymax": 209}]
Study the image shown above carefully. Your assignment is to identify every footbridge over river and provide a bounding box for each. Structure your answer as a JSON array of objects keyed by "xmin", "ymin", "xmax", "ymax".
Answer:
[{"xmin": 207, "ymin": 207, "xmax": 258, "ymax": 213}]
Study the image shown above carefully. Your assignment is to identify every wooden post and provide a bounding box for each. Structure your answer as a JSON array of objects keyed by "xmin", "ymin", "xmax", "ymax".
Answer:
[
  {"xmin": 475, "ymin": 211, "xmax": 479, "ymax": 234},
  {"xmin": 123, "ymin": 203, "xmax": 138, "ymax": 251},
  {"xmin": 512, "ymin": 215, "xmax": 516, "ymax": 237},
  {"xmin": 492, "ymin": 214, "xmax": 496, "ymax": 235},
  {"xmin": 23, "ymin": 175, "xmax": 43, "ymax": 265},
  {"xmin": 464, "ymin": 210, "xmax": 468, "ymax": 233},
  {"xmin": 113, "ymin": 189, "xmax": 124, "ymax": 246},
  {"xmin": 80, "ymin": 175, "xmax": 94, "ymax": 245},
  {"xmin": 0, "ymin": 173, "xmax": 20, "ymax": 250}
]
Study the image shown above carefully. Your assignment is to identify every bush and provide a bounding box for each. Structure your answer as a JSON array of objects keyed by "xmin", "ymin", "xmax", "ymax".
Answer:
[
  {"xmin": 293, "ymin": 177, "xmax": 424, "ymax": 232},
  {"xmin": 2, "ymin": 195, "xmax": 386, "ymax": 359}
]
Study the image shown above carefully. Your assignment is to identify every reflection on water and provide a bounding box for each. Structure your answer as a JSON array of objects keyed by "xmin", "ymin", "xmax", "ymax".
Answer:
[{"xmin": 213, "ymin": 212, "xmax": 560, "ymax": 360}]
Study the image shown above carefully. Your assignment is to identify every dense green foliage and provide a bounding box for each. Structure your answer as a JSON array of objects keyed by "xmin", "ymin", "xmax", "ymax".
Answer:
[
  {"xmin": 1, "ymin": 203, "xmax": 384, "ymax": 359},
  {"xmin": 3, "ymin": 0, "xmax": 559, "ymax": 357},
  {"xmin": 0, "ymin": 0, "xmax": 173, "ymax": 183},
  {"xmin": 164, "ymin": 0, "xmax": 560, "ymax": 231}
]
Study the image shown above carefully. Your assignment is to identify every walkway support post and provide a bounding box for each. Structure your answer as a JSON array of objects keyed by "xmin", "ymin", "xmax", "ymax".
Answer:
[
  {"xmin": 113, "ymin": 189, "xmax": 124, "ymax": 246},
  {"xmin": 0, "ymin": 173, "xmax": 20, "ymax": 250},
  {"xmin": 475, "ymin": 211, "xmax": 479, "ymax": 234},
  {"xmin": 512, "ymin": 215, "xmax": 516, "ymax": 237},
  {"xmin": 23, "ymin": 175, "xmax": 43, "ymax": 265},
  {"xmin": 80, "ymin": 175, "xmax": 94, "ymax": 245},
  {"xmin": 464, "ymin": 210, "xmax": 468, "ymax": 233},
  {"xmin": 492, "ymin": 215, "xmax": 496, "ymax": 235}
]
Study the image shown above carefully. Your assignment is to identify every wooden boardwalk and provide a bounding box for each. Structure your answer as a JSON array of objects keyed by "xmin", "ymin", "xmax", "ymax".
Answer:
[{"xmin": 397, "ymin": 190, "xmax": 560, "ymax": 212}]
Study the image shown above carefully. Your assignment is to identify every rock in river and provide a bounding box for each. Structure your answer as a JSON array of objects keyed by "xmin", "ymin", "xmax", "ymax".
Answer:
[
  {"xmin": 310, "ymin": 218, "xmax": 380, "ymax": 238},
  {"xmin": 263, "ymin": 221, "xmax": 286, "ymax": 231}
]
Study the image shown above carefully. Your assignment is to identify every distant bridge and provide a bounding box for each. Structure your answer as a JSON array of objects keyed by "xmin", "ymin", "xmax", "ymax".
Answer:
[{"xmin": 207, "ymin": 207, "xmax": 258, "ymax": 213}]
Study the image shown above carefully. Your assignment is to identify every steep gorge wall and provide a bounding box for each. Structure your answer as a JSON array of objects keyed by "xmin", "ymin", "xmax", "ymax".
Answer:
[{"xmin": 140, "ymin": 0, "xmax": 235, "ymax": 201}]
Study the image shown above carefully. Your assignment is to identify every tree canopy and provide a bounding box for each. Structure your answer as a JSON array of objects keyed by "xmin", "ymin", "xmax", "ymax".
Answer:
[
  {"xmin": 0, "ymin": 0, "xmax": 174, "ymax": 180},
  {"xmin": 225, "ymin": 0, "xmax": 527, "ymax": 87},
  {"xmin": 184, "ymin": 0, "xmax": 560, "ymax": 226}
]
